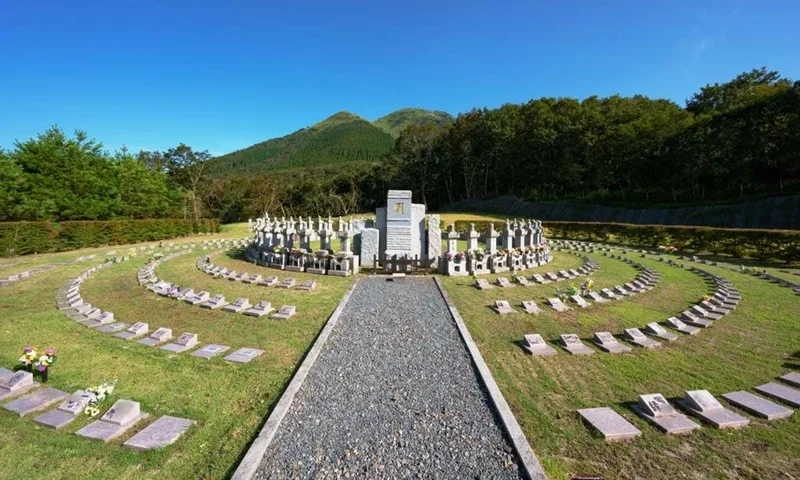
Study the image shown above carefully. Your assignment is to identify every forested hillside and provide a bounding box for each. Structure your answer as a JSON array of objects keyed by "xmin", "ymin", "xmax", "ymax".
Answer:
[{"xmin": 208, "ymin": 112, "xmax": 395, "ymax": 176}]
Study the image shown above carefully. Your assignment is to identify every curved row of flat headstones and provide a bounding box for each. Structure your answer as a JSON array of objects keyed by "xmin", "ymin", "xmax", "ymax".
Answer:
[
  {"xmin": 0, "ymin": 367, "xmax": 194, "ymax": 450},
  {"xmin": 578, "ymin": 370, "xmax": 800, "ymax": 442},
  {"xmin": 56, "ymin": 250, "xmax": 261, "ymax": 363},
  {"xmin": 549, "ymin": 242, "xmax": 800, "ymax": 438},
  {"xmin": 0, "ymin": 264, "xmax": 58, "ymax": 288},
  {"xmin": 520, "ymin": 262, "xmax": 739, "ymax": 356},
  {"xmin": 486, "ymin": 250, "xmax": 658, "ymax": 315},
  {"xmin": 197, "ymin": 252, "xmax": 318, "ymax": 292},
  {"xmin": 139, "ymin": 251, "xmax": 298, "ymax": 321}
]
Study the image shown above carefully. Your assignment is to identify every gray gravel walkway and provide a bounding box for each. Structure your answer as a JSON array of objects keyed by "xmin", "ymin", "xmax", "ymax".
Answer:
[{"xmin": 254, "ymin": 276, "xmax": 523, "ymax": 479}]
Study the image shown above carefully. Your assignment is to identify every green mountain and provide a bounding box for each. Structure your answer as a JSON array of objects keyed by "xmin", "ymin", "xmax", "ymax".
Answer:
[
  {"xmin": 209, "ymin": 108, "xmax": 453, "ymax": 176},
  {"xmin": 374, "ymin": 108, "xmax": 454, "ymax": 137},
  {"xmin": 208, "ymin": 111, "xmax": 394, "ymax": 176}
]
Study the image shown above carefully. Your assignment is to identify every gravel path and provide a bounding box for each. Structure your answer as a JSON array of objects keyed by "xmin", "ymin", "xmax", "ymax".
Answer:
[{"xmin": 254, "ymin": 276, "xmax": 523, "ymax": 479}]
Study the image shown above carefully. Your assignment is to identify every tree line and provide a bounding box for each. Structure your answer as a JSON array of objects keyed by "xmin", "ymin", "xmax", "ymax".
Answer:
[{"xmin": 2, "ymin": 67, "xmax": 797, "ymax": 223}]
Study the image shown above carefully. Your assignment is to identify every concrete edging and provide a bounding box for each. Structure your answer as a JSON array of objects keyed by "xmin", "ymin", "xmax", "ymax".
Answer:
[
  {"xmin": 231, "ymin": 277, "xmax": 362, "ymax": 480},
  {"xmin": 433, "ymin": 276, "xmax": 548, "ymax": 480}
]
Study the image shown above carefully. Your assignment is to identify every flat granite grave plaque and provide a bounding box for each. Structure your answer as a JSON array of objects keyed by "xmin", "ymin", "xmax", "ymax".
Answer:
[
  {"xmin": 681, "ymin": 390, "xmax": 750, "ymax": 429},
  {"xmin": 4, "ymin": 387, "xmax": 67, "ymax": 417},
  {"xmin": 493, "ymin": 300, "xmax": 516, "ymax": 315},
  {"xmin": 754, "ymin": 383, "xmax": 800, "ymax": 407},
  {"xmin": 613, "ymin": 286, "xmax": 632, "ymax": 296},
  {"xmin": 475, "ymin": 279, "xmax": 492, "ymax": 290},
  {"xmin": 588, "ymin": 292, "xmax": 609, "ymax": 303},
  {"xmin": 578, "ymin": 407, "xmax": 641, "ymax": 441},
  {"xmin": 532, "ymin": 273, "xmax": 551, "ymax": 284},
  {"xmin": 160, "ymin": 332, "xmax": 199, "ymax": 353},
  {"xmin": 224, "ymin": 347, "xmax": 264, "ymax": 363},
  {"xmin": 95, "ymin": 322, "xmax": 128, "ymax": 334},
  {"xmin": 721, "ymin": 391, "xmax": 793, "ymax": 420},
  {"xmin": 570, "ymin": 295, "xmax": 591, "ymax": 308},
  {"xmin": 522, "ymin": 334, "xmax": 556, "ymax": 356},
  {"xmin": 521, "ymin": 300, "xmax": 542, "ymax": 315},
  {"xmin": 271, "ymin": 305, "xmax": 296, "ymax": 320},
  {"xmin": 76, "ymin": 399, "xmax": 149, "ymax": 442},
  {"xmin": 184, "ymin": 291, "xmax": 210, "ymax": 305},
  {"xmin": 191, "ymin": 344, "xmax": 231, "ymax": 359},
  {"xmin": 548, "ymin": 298, "xmax": 571, "ymax": 312},
  {"xmin": 259, "ymin": 276, "xmax": 278, "ymax": 287},
  {"xmin": 137, "ymin": 327, "xmax": 173, "ymax": 347},
  {"xmin": 690, "ymin": 305, "xmax": 723, "ymax": 321},
  {"xmin": 496, "ymin": 277, "xmax": 514, "ymax": 288},
  {"xmin": 780, "ymin": 372, "xmax": 800, "ymax": 388},
  {"xmin": 592, "ymin": 332, "xmax": 631, "ymax": 353},
  {"xmin": 644, "ymin": 322, "xmax": 679, "ymax": 342},
  {"xmin": 33, "ymin": 390, "xmax": 96, "ymax": 429},
  {"xmin": 243, "ymin": 301, "xmax": 273, "ymax": 317},
  {"xmin": 200, "ymin": 294, "xmax": 228, "ymax": 309},
  {"xmin": 222, "ymin": 297, "xmax": 251, "ymax": 313},
  {"xmin": 666, "ymin": 317, "xmax": 700, "ymax": 335},
  {"xmin": 80, "ymin": 311, "xmax": 115, "ymax": 328},
  {"xmin": 514, "ymin": 276, "xmax": 531, "ymax": 286},
  {"xmin": 0, "ymin": 371, "xmax": 35, "ymax": 400},
  {"xmin": 276, "ymin": 278, "xmax": 296, "ymax": 289},
  {"xmin": 679, "ymin": 311, "xmax": 712, "ymax": 328},
  {"xmin": 560, "ymin": 334, "xmax": 595, "ymax": 355},
  {"xmin": 545, "ymin": 272, "xmax": 560, "ymax": 282},
  {"xmin": 115, "ymin": 322, "xmax": 149, "ymax": 340},
  {"xmin": 625, "ymin": 328, "xmax": 661, "ymax": 348},
  {"xmin": 297, "ymin": 280, "xmax": 317, "ymax": 291},
  {"xmin": 633, "ymin": 393, "xmax": 700, "ymax": 434},
  {"xmin": 123, "ymin": 415, "xmax": 195, "ymax": 451},
  {"xmin": 601, "ymin": 288, "xmax": 620, "ymax": 300}
]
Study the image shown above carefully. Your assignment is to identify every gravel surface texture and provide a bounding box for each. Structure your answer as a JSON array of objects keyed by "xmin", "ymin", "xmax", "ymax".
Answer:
[{"xmin": 254, "ymin": 276, "xmax": 523, "ymax": 479}]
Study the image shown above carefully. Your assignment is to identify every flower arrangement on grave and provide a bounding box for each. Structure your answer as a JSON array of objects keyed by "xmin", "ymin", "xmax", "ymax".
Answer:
[
  {"xmin": 84, "ymin": 381, "xmax": 117, "ymax": 417},
  {"xmin": 566, "ymin": 283, "xmax": 578, "ymax": 296},
  {"xmin": 739, "ymin": 264, "xmax": 748, "ymax": 273},
  {"xmin": 19, "ymin": 346, "xmax": 37, "ymax": 371},
  {"xmin": 290, "ymin": 248, "xmax": 305, "ymax": 258},
  {"xmin": 453, "ymin": 252, "xmax": 465, "ymax": 262},
  {"xmin": 702, "ymin": 294, "xmax": 711, "ymax": 302},
  {"xmin": 494, "ymin": 249, "xmax": 507, "ymax": 259},
  {"xmin": 582, "ymin": 278, "xmax": 594, "ymax": 295},
  {"xmin": 470, "ymin": 249, "xmax": 486, "ymax": 261},
  {"xmin": 34, "ymin": 348, "xmax": 57, "ymax": 381}
]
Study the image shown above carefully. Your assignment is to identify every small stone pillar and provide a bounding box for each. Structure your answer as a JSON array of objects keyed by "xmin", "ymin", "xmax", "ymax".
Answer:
[
  {"xmin": 485, "ymin": 222, "xmax": 499, "ymax": 253},
  {"xmin": 501, "ymin": 220, "xmax": 514, "ymax": 250},
  {"xmin": 446, "ymin": 224, "xmax": 459, "ymax": 253},
  {"xmin": 466, "ymin": 223, "xmax": 480, "ymax": 251}
]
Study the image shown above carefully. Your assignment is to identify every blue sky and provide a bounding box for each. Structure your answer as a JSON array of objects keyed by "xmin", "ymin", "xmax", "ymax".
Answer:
[{"xmin": 1, "ymin": 0, "xmax": 798, "ymax": 155}]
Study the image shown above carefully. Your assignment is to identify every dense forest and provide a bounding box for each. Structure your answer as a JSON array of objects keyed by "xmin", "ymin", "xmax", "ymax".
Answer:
[{"xmin": 1, "ymin": 68, "xmax": 797, "ymax": 223}]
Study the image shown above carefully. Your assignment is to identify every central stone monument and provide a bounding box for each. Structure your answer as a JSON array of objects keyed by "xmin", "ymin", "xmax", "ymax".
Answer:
[{"xmin": 376, "ymin": 190, "xmax": 426, "ymax": 260}]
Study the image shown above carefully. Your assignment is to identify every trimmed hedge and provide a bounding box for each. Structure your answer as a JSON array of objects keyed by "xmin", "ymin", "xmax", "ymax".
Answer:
[
  {"xmin": 451, "ymin": 220, "xmax": 800, "ymax": 263},
  {"xmin": 0, "ymin": 219, "xmax": 219, "ymax": 257}
]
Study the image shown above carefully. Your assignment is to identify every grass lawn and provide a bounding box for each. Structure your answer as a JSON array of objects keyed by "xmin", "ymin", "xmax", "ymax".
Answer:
[
  {"xmin": 0, "ymin": 235, "xmax": 353, "ymax": 479},
  {"xmin": 441, "ymin": 248, "xmax": 800, "ymax": 479}
]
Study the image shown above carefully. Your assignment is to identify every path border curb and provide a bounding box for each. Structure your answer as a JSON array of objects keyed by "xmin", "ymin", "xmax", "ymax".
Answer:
[
  {"xmin": 434, "ymin": 276, "xmax": 548, "ymax": 480},
  {"xmin": 231, "ymin": 277, "xmax": 361, "ymax": 480}
]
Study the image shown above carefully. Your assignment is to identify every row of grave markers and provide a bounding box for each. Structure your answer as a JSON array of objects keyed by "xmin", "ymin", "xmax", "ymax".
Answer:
[
  {"xmin": 197, "ymin": 255, "xmax": 318, "ymax": 291},
  {"xmin": 137, "ymin": 257, "xmax": 296, "ymax": 321},
  {"xmin": 56, "ymin": 254, "xmax": 265, "ymax": 362},
  {"xmin": 0, "ymin": 367, "xmax": 194, "ymax": 450},
  {"xmin": 0, "ymin": 264, "xmax": 57, "ymax": 288},
  {"xmin": 520, "ymin": 268, "xmax": 740, "ymax": 356},
  {"xmin": 579, "ymin": 372, "xmax": 800, "ymax": 441}
]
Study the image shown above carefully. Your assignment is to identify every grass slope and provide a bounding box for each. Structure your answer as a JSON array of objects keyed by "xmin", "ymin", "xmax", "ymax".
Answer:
[
  {"xmin": 441, "ymin": 249, "xmax": 800, "ymax": 479},
  {"xmin": 209, "ymin": 112, "xmax": 394, "ymax": 176},
  {"xmin": 373, "ymin": 108, "xmax": 454, "ymax": 137}
]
